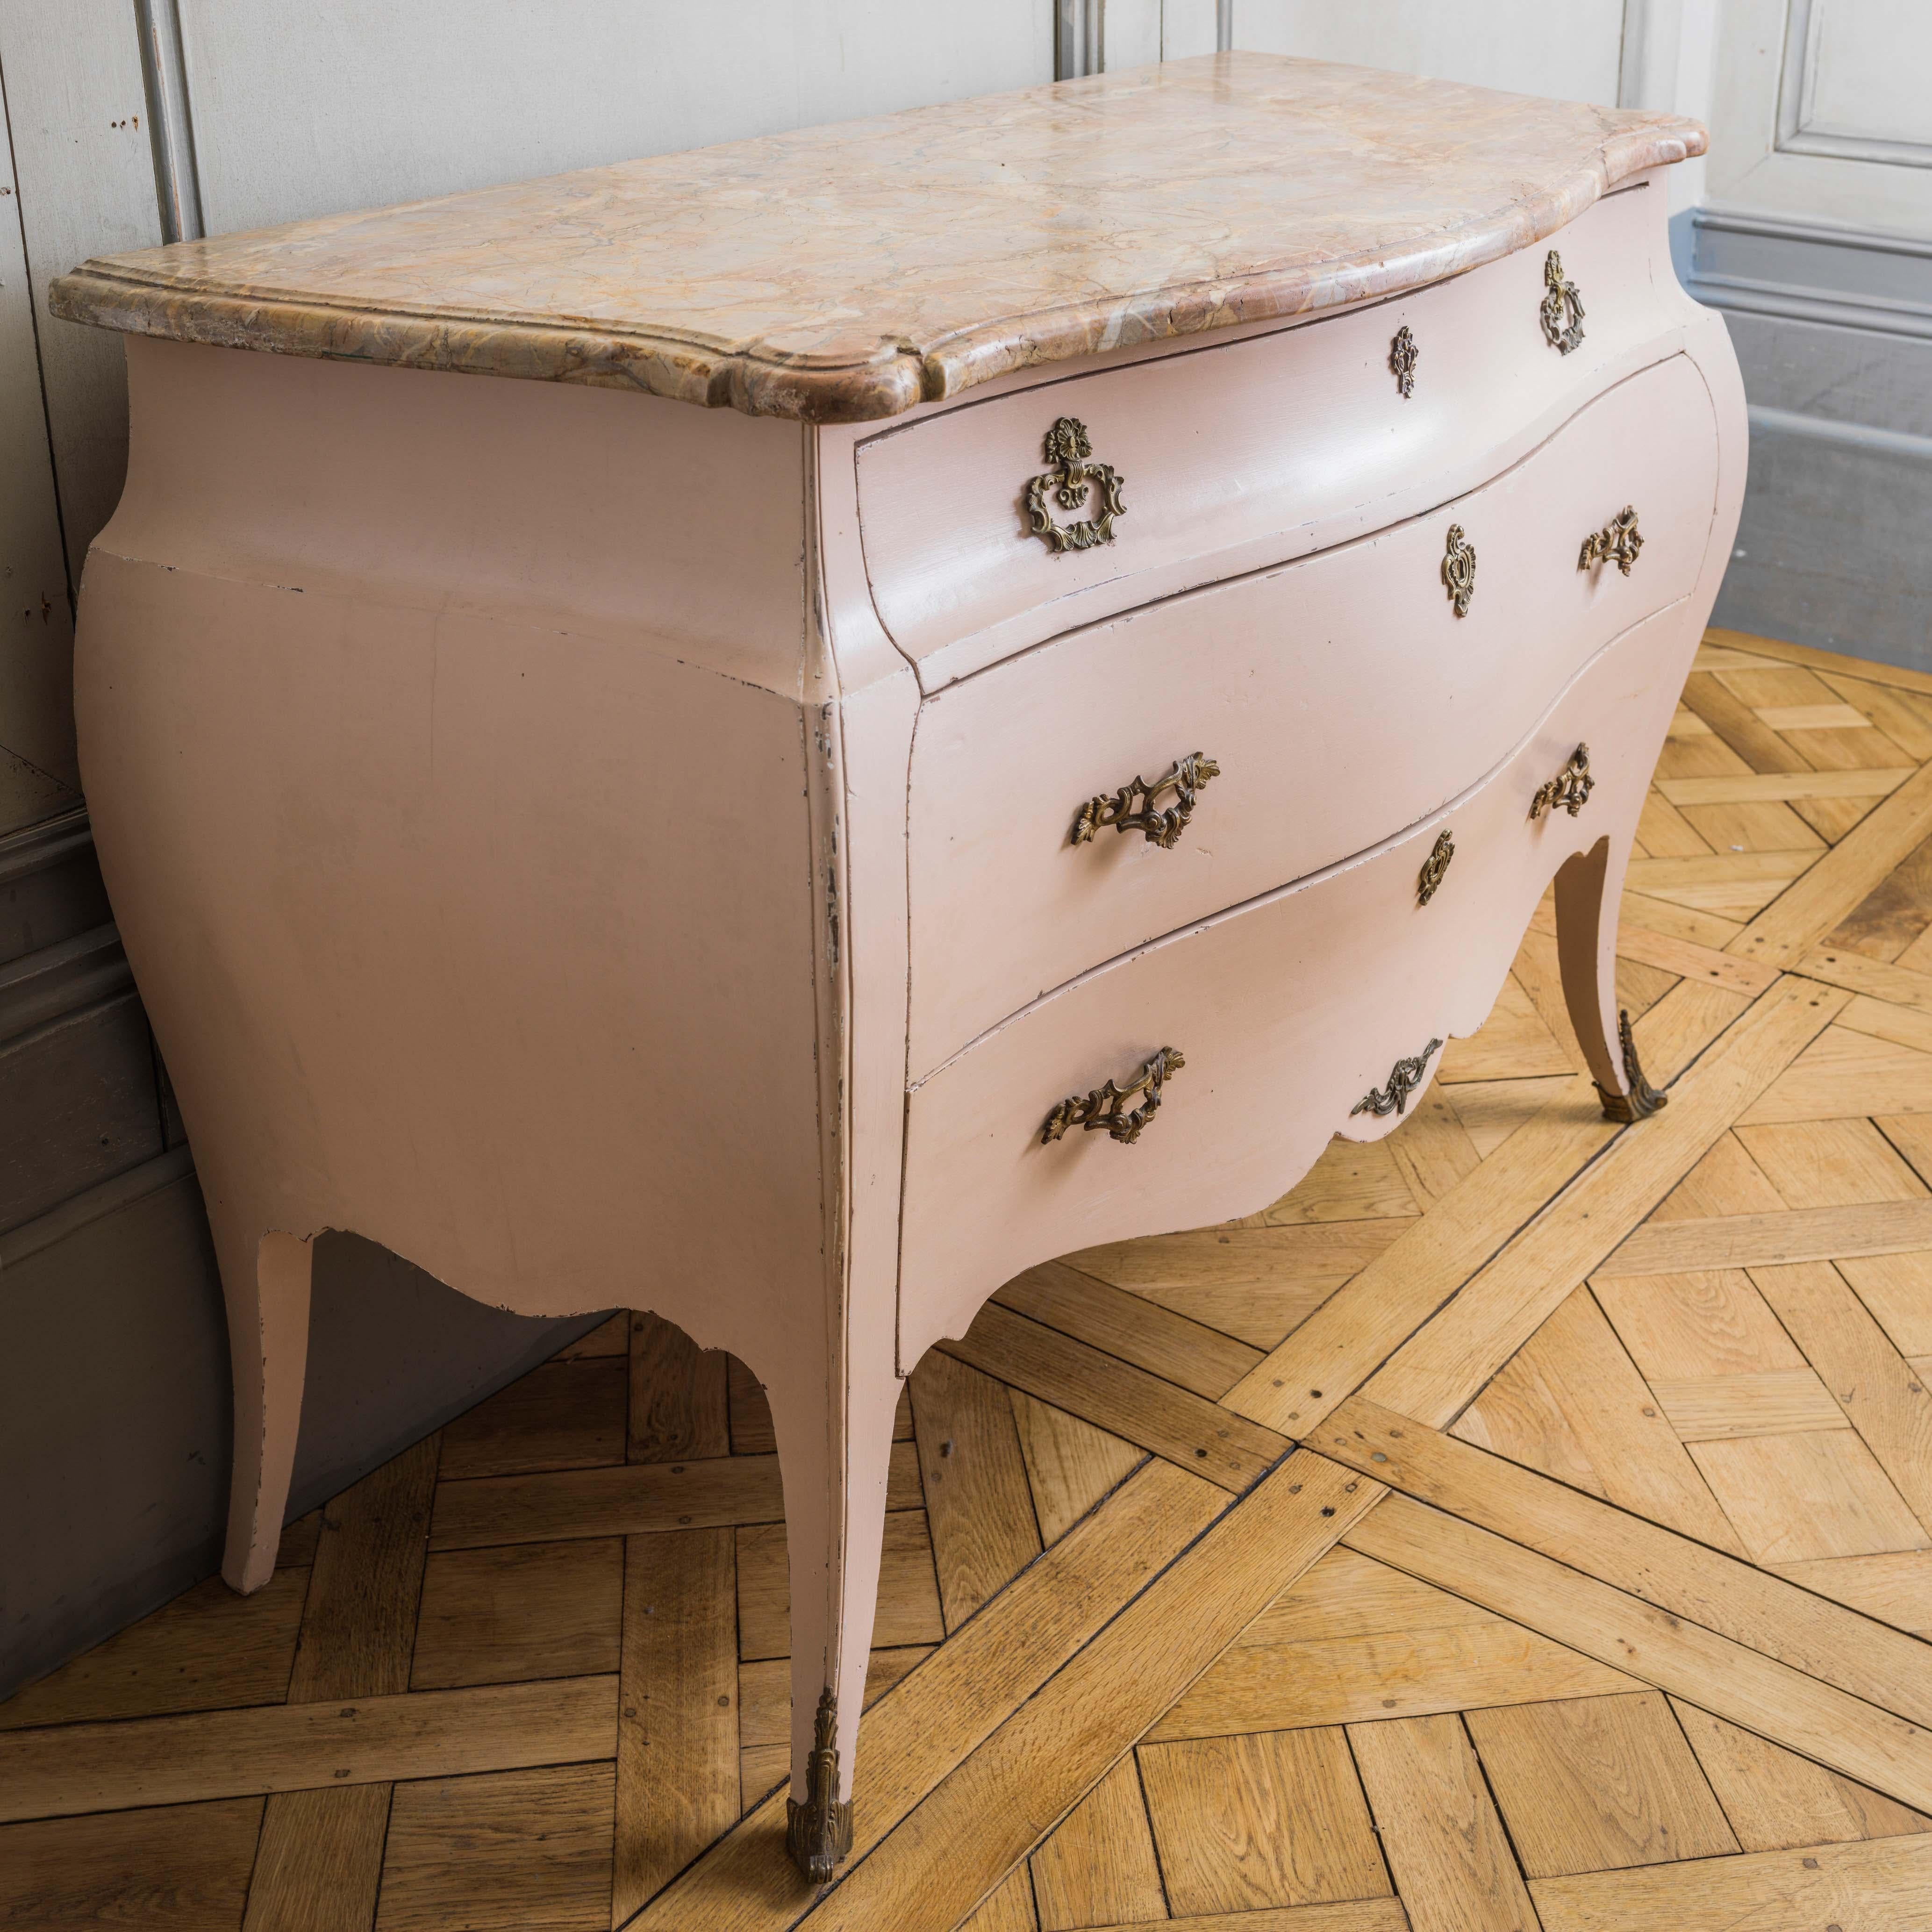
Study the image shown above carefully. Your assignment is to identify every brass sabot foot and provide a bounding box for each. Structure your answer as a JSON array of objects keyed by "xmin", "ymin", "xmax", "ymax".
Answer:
[
  {"xmin": 1595, "ymin": 1008, "xmax": 1667, "ymax": 1123},
  {"xmin": 786, "ymin": 1687, "xmax": 855, "ymax": 1883}
]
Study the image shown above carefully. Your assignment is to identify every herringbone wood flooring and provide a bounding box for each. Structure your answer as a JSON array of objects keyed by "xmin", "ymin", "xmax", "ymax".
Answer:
[{"xmin": 8, "ymin": 628, "xmax": 1932, "ymax": 1931}]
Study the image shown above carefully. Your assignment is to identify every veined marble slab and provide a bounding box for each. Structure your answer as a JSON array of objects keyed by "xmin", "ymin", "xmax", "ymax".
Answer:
[{"xmin": 50, "ymin": 53, "xmax": 1702, "ymax": 423}]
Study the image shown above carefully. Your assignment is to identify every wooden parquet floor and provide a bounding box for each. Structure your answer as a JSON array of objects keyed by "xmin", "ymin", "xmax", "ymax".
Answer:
[{"xmin": 9, "ymin": 627, "xmax": 1932, "ymax": 1931}]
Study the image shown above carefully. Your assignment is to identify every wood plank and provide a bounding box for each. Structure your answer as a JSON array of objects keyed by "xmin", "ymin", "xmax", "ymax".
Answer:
[
  {"xmin": 245, "ymin": 1785, "xmax": 392, "ymax": 1932},
  {"xmin": 1138, "ymin": 1727, "xmax": 1389, "ymax": 1914},
  {"xmin": 1068, "ymin": 1221, "xmax": 1403, "ymax": 1295},
  {"xmin": 557, "ymin": 1311, "xmax": 631, "ymax": 1360},
  {"xmin": 1463, "ymin": 1690, "xmax": 1738, "ymax": 1876},
  {"xmin": 1363, "ymin": 980, "xmax": 1849, "ymax": 1428},
  {"xmin": 1317, "ymin": 1396, "xmax": 1932, "ymax": 1732},
  {"xmin": 1530, "ymin": 1828, "xmax": 1932, "ymax": 1932},
  {"xmin": 1751, "ymin": 1260, "xmax": 1932, "ymax": 1536},
  {"xmin": 761, "ymin": 1456, "xmax": 1383, "ymax": 1932},
  {"xmin": 1822, "ymin": 831, "xmax": 1932, "ymax": 964},
  {"xmin": 1710, "ymin": 627, "xmax": 1932, "ymax": 697},
  {"xmin": 1608, "ymin": 922, "xmax": 1780, "ymax": 997},
  {"xmin": 376, "ymin": 1761, "xmax": 615, "ymax": 1932},
  {"xmin": 1598, "ymin": 1200, "xmax": 1932, "ymax": 1277},
  {"xmin": 628, "ymin": 1310, "xmax": 730, "ymax": 1464},
  {"xmin": 0, "ymin": 1676, "xmax": 619, "ymax": 1822},
  {"xmin": 1349, "ymin": 1714, "xmax": 1540, "ymax": 1932},
  {"xmin": 1678, "ymin": 795, "xmax": 1825, "ymax": 856},
  {"xmin": 1774, "ymin": 1551, "xmax": 1932, "ymax": 1635},
  {"xmin": 1735, "ymin": 1115, "xmax": 1929, "ymax": 1207},
  {"xmin": 995, "ymin": 1259, "xmax": 1262, "ymax": 1399},
  {"xmin": 1620, "ymin": 887, "xmax": 1744, "ymax": 948},
  {"xmin": 1626, "ymin": 850, "xmax": 1816, "ymax": 919},
  {"xmin": 733, "ymin": 1510, "xmax": 944, "ymax": 1662},
  {"xmin": 1755, "ymin": 702, "xmax": 1871, "ymax": 732},
  {"xmin": 959, "ymin": 1868, "xmax": 1038, "ymax": 1932},
  {"xmin": 1841, "ymin": 1251, "xmax": 1932, "ymax": 1357},
  {"xmin": 289, "ymin": 1432, "xmax": 441, "ymax": 1700},
  {"xmin": 250, "ymin": 1430, "xmax": 441, "ymax": 1927},
  {"xmin": 1443, "ymin": 1075, "xmax": 1580, "ymax": 1159},
  {"xmin": 1649, "ymin": 1368, "xmax": 1845, "ymax": 1440},
  {"xmin": 1028, "ymin": 1755, "xmax": 1166, "ymax": 1932},
  {"xmin": 941, "ymin": 1301, "xmax": 1288, "ymax": 1493},
  {"xmin": 1727, "ymin": 757, "xmax": 1932, "ymax": 970},
  {"xmin": 1009, "ymin": 1391, "xmax": 1144, "ymax": 1544},
  {"xmin": 1648, "ymin": 1128, "xmax": 1787, "ymax": 1219},
  {"xmin": 1073, "ymin": 1906, "xmax": 1409, "ymax": 1932},
  {"xmin": 1661, "ymin": 769, "xmax": 1916, "ymax": 808},
  {"xmin": 613, "ymin": 1528, "xmax": 738, "ymax": 1922},
  {"xmin": 1741, "ymin": 1024, "xmax": 1932, "ymax": 1124},
  {"xmin": 1840, "ymin": 991, "xmax": 1932, "ymax": 1056},
  {"xmin": 1686, "ymin": 1430, "xmax": 1929, "ymax": 1562},
  {"xmin": 1678, "ymin": 671, "xmax": 1809, "ymax": 774},
  {"xmin": 1244, "ymin": 1137, "xmax": 1421, "ymax": 1225},
  {"xmin": 411, "ymin": 1539, "xmax": 624, "ymax": 1690},
  {"xmin": 1450, "ymin": 1336, "xmax": 1606, "ymax": 1500},
  {"xmin": 1149, "ymin": 1617, "xmax": 1639, "ymax": 1740},
  {"xmin": 627, "ymin": 1463, "xmax": 1226, "ymax": 1932},
  {"xmin": 1479, "ymin": 1287, "xmax": 1742, "ymax": 1551},
  {"xmin": 1385, "ymin": 1085, "xmax": 1486, "ymax": 1211},
  {"xmin": 1800, "ymin": 943, "xmax": 1932, "ymax": 1016},
  {"xmin": 1668, "ymin": 1698, "xmax": 1865, "ymax": 1851},
  {"xmin": 0, "ymin": 1797, "xmax": 263, "ymax": 1930},
  {"xmin": 1817, "ymin": 673, "xmax": 1932, "ymax": 764},
  {"xmin": 429, "ymin": 1443, "xmax": 917, "ymax": 1550},
  {"xmin": 0, "ymin": 1567, "xmax": 307, "ymax": 1731},
  {"xmin": 1343, "ymin": 1489, "xmax": 1932, "ymax": 1813},
  {"xmin": 1436, "ymin": 973, "xmax": 1585, "ymax": 1080},
  {"xmin": 1239, "ymin": 1546, "xmax": 1492, "ymax": 1650},
  {"xmin": 1637, "ymin": 787, "xmax": 1714, "ymax": 857},
  {"xmin": 909, "ymin": 1351, "xmax": 1044, "ymax": 1632},
  {"xmin": 439, "ymin": 1359, "xmax": 627, "ymax": 1480},
  {"xmin": 1220, "ymin": 1070, "xmax": 1623, "ymax": 1439}
]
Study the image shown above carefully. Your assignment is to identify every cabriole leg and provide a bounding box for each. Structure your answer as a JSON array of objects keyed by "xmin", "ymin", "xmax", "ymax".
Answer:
[
  {"xmin": 766, "ymin": 1359, "xmax": 905, "ymax": 1884},
  {"xmin": 212, "ymin": 1214, "xmax": 315, "ymax": 1593},
  {"xmin": 1553, "ymin": 835, "xmax": 1667, "ymax": 1123}
]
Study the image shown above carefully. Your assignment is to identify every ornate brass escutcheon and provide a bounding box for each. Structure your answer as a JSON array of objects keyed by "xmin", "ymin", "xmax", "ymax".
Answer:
[
  {"xmin": 1579, "ymin": 505, "xmax": 1643, "ymax": 576},
  {"xmin": 1540, "ymin": 250, "xmax": 1585, "ymax": 354},
  {"xmin": 786, "ymin": 1688, "xmax": 854, "ymax": 1882},
  {"xmin": 1352, "ymin": 1038, "xmax": 1443, "ymax": 1118},
  {"xmin": 1597, "ymin": 1009, "xmax": 1668, "ymax": 1123},
  {"xmin": 1072, "ymin": 752, "xmax": 1221, "ymax": 849},
  {"xmin": 1042, "ymin": 1046, "xmax": 1184, "ymax": 1146},
  {"xmin": 1441, "ymin": 524, "xmax": 1476, "ymax": 617},
  {"xmin": 1418, "ymin": 828, "xmax": 1455, "ymax": 905},
  {"xmin": 1024, "ymin": 416, "xmax": 1127, "ymax": 553},
  {"xmin": 1531, "ymin": 744, "xmax": 1595, "ymax": 819},
  {"xmin": 1389, "ymin": 324, "xmax": 1418, "ymax": 398}
]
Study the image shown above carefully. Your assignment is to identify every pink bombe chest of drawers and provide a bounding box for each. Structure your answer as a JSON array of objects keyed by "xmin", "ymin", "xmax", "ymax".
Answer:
[{"xmin": 53, "ymin": 54, "xmax": 1740, "ymax": 1887}]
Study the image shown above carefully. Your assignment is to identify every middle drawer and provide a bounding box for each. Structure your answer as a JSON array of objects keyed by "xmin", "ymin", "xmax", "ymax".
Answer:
[{"xmin": 906, "ymin": 352, "xmax": 1717, "ymax": 1077}]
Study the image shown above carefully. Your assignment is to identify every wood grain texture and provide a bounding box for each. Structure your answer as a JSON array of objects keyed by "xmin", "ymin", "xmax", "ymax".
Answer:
[
  {"xmin": 909, "ymin": 1351, "xmax": 1044, "ymax": 1631},
  {"xmin": 1137, "ymin": 1728, "xmax": 1391, "ymax": 1915},
  {"xmin": 1529, "ymin": 1829, "xmax": 1932, "ymax": 1931},
  {"xmin": 1462, "ymin": 1691, "xmax": 1738, "ymax": 1876},
  {"xmin": 613, "ymin": 1529, "xmax": 739, "ymax": 1921},
  {"xmin": 628, "ymin": 1311, "xmax": 731, "ymax": 1465},
  {"xmin": 1029, "ymin": 1756, "xmax": 1167, "ymax": 1932},
  {"xmin": 1349, "ymin": 1714, "xmax": 1539, "ymax": 1932}
]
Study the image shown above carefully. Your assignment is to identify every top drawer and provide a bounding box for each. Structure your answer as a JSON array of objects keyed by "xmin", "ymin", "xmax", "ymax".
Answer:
[{"xmin": 854, "ymin": 182, "xmax": 1682, "ymax": 689}]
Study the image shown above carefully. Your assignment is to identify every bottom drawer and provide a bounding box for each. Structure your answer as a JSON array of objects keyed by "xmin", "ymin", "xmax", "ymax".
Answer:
[{"xmin": 898, "ymin": 598, "xmax": 1695, "ymax": 1366}]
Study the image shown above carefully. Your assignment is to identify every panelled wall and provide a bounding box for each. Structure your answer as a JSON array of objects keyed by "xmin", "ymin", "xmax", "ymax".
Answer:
[{"xmin": 0, "ymin": 0, "xmax": 1924, "ymax": 1696}]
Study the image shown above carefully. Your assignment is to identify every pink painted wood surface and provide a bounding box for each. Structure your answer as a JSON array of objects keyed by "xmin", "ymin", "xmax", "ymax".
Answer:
[
  {"xmin": 898, "ymin": 598, "xmax": 1698, "ymax": 1366},
  {"xmin": 905, "ymin": 352, "xmax": 1719, "ymax": 1078},
  {"xmin": 856, "ymin": 182, "xmax": 1675, "ymax": 688}
]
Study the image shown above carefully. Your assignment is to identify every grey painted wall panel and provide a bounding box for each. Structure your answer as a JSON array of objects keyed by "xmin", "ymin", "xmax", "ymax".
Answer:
[{"xmin": 0, "ymin": 1160, "xmax": 604, "ymax": 1700}]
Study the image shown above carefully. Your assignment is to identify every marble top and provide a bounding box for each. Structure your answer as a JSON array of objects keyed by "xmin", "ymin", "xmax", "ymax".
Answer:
[{"xmin": 51, "ymin": 54, "xmax": 1703, "ymax": 424}]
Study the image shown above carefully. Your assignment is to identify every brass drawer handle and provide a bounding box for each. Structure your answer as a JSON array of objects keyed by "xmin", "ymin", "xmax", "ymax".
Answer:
[
  {"xmin": 1540, "ymin": 250, "xmax": 1585, "ymax": 354},
  {"xmin": 1352, "ymin": 1039, "xmax": 1442, "ymax": 1119},
  {"xmin": 1025, "ymin": 416, "xmax": 1127, "ymax": 554},
  {"xmin": 1418, "ymin": 829, "xmax": 1454, "ymax": 905},
  {"xmin": 1073, "ymin": 752, "xmax": 1220, "ymax": 848},
  {"xmin": 1532, "ymin": 744, "xmax": 1595, "ymax": 818},
  {"xmin": 1042, "ymin": 1046, "xmax": 1184, "ymax": 1145},
  {"xmin": 1579, "ymin": 506, "xmax": 1643, "ymax": 576},
  {"xmin": 1441, "ymin": 524, "xmax": 1476, "ymax": 616}
]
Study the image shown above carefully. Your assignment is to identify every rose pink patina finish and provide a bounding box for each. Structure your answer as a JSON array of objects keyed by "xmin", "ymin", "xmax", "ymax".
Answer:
[{"xmin": 51, "ymin": 55, "xmax": 1742, "ymax": 1882}]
